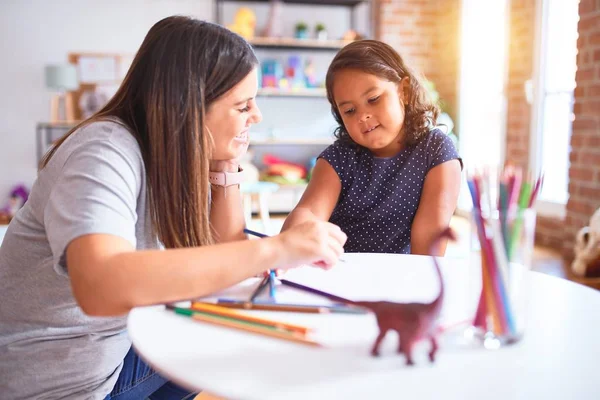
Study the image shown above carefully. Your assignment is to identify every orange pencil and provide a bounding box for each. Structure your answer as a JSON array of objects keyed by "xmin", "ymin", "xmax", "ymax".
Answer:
[
  {"xmin": 173, "ymin": 307, "xmax": 321, "ymax": 347},
  {"xmin": 190, "ymin": 302, "xmax": 312, "ymax": 335}
]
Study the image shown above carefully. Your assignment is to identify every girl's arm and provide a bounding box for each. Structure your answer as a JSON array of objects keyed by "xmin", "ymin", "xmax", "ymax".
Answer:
[
  {"xmin": 67, "ymin": 220, "xmax": 346, "ymax": 317},
  {"xmin": 281, "ymin": 159, "xmax": 342, "ymax": 231},
  {"xmin": 411, "ymin": 160, "xmax": 462, "ymax": 255}
]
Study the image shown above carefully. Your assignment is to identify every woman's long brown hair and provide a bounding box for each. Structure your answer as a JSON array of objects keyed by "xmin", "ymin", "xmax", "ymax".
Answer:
[
  {"xmin": 40, "ymin": 16, "xmax": 258, "ymax": 249},
  {"xmin": 325, "ymin": 40, "xmax": 439, "ymax": 147}
]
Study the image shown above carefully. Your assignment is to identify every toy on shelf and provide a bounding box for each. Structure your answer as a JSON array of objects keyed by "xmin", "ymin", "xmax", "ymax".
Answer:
[
  {"xmin": 572, "ymin": 207, "xmax": 600, "ymax": 278},
  {"xmin": 304, "ymin": 58, "xmax": 317, "ymax": 88},
  {"xmin": 260, "ymin": 0, "xmax": 283, "ymax": 38},
  {"xmin": 285, "ymin": 55, "xmax": 305, "ymax": 89},
  {"xmin": 227, "ymin": 7, "xmax": 256, "ymax": 40},
  {"xmin": 0, "ymin": 185, "xmax": 29, "ymax": 223},
  {"xmin": 261, "ymin": 154, "xmax": 307, "ymax": 185},
  {"xmin": 261, "ymin": 59, "xmax": 284, "ymax": 88},
  {"xmin": 342, "ymin": 29, "xmax": 366, "ymax": 41}
]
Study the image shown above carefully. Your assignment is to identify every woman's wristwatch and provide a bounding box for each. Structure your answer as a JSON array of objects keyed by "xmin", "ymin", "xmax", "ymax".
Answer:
[{"xmin": 208, "ymin": 167, "xmax": 244, "ymax": 187}]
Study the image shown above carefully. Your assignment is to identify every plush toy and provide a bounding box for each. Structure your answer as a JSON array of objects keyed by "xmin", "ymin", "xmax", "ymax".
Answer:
[
  {"xmin": 0, "ymin": 185, "xmax": 29, "ymax": 223},
  {"xmin": 261, "ymin": 154, "xmax": 307, "ymax": 184},
  {"xmin": 227, "ymin": 7, "xmax": 256, "ymax": 40},
  {"xmin": 572, "ymin": 207, "xmax": 600, "ymax": 277}
]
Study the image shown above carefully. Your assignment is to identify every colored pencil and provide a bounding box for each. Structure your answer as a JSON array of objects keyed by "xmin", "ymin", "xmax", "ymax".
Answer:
[
  {"xmin": 249, "ymin": 275, "xmax": 270, "ymax": 302},
  {"xmin": 216, "ymin": 299, "xmax": 367, "ymax": 314},
  {"xmin": 279, "ymin": 279, "xmax": 355, "ymax": 305},
  {"xmin": 168, "ymin": 305, "xmax": 321, "ymax": 347},
  {"xmin": 243, "ymin": 228, "xmax": 346, "ymax": 263},
  {"xmin": 269, "ymin": 269, "xmax": 277, "ymax": 299},
  {"xmin": 190, "ymin": 302, "xmax": 312, "ymax": 335}
]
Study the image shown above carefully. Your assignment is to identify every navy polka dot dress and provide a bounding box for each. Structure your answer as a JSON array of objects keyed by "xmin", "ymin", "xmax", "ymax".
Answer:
[{"xmin": 319, "ymin": 129, "xmax": 462, "ymax": 254}]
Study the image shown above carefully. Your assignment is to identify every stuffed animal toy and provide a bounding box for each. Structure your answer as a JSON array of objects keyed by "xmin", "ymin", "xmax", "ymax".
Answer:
[
  {"xmin": 227, "ymin": 7, "xmax": 256, "ymax": 40},
  {"xmin": 572, "ymin": 207, "xmax": 600, "ymax": 277},
  {"xmin": 0, "ymin": 185, "xmax": 29, "ymax": 223}
]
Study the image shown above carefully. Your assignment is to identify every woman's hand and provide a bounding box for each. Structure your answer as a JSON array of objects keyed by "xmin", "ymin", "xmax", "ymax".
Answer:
[
  {"xmin": 271, "ymin": 220, "xmax": 347, "ymax": 270},
  {"xmin": 209, "ymin": 142, "xmax": 249, "ymax": 173}
]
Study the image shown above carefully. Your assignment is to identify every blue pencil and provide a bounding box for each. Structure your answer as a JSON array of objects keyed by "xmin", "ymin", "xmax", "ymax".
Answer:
[{"xmin": 269, "ymin": 269, "xmax": 277, "ymax": 298}]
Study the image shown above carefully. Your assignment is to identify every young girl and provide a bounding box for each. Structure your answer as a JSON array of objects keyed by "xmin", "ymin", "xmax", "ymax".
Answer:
[
  {"xmin": 0, "ymin": 17, "xmax": 346, "ymax": 400},
  {"xmin": 283, "ymin": 40, "xmax": 461, "ymax": 256}
]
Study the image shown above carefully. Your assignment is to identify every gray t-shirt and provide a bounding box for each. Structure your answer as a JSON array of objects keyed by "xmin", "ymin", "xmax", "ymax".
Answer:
[{"xmin": 0, "ymin": 119, "xmax": 158, "ymax": 399}]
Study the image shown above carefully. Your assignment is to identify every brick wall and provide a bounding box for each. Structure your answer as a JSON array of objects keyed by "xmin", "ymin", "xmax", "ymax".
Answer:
[
  {"xmin": 376, "ymin": 0, "xmax": 600, "ymax": 259},
  {"xmin": 563, "ymin": 0, "xmax": 600, "ymax": 258},
  {"xmin": 505, "ymin": 0, "xmax": 535, "ymax": 172},
  {"xmin": 375, "ymin": 0, "xmax": 461, "ymax": 123}
]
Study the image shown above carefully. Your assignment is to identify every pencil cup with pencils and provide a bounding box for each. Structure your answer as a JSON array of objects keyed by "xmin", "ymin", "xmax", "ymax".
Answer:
[{"xmin": 465, "ymin": 169, "xmax": 541, "ymax": 349}]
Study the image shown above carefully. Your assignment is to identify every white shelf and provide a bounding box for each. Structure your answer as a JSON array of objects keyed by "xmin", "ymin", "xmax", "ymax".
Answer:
[
  {"xmin": 250, "ymin": 138, "xmax": 333, "ymax": 145},
  {"xmin": 257, "ymin": 88, "xmax": 326, "ymax": 97},
  {"xmin": 249, "ymin": 37, "xmax": 351, "ymax": 50}
]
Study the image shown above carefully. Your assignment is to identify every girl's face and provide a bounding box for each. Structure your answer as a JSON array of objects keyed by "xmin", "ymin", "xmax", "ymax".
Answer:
[
  {"xmin": 205, "ymin": 68, "xmax": 262, "ymax": 161},
  {"xmin": 332, "ymin": 69, "xmax": 408, "ymax": 157}
]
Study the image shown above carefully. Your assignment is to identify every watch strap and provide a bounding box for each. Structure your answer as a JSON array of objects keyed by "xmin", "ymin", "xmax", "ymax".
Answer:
[{"xmin": 209, "ymin": 167, "xmax": 244, "ymax": 187}]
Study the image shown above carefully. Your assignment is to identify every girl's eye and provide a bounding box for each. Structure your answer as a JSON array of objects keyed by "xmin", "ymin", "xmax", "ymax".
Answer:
[
  {"xmin": 368, "ymin": 96, "xmax": 380, "ymax": 104},
  {"xmin": 343, "ymin": 108, "xmax": 355, "ymax": 115}
]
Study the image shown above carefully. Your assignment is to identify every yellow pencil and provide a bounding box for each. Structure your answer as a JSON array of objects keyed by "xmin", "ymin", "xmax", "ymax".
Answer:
[
  {"xmin": 176, "ymin": 309, "xmax": 322, "ymax": 347},
  {"xmin": 190, "ymin": 302, "xmax": 312, "ymax": 335}
]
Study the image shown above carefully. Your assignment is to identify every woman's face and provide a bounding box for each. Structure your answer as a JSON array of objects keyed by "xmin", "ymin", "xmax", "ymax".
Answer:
[
  {"xmin": 332, "ymin": 69, "xmax": 408, "ymax": 157},
  {"xmin": 205, "ymin": 68, "xmax": 262, "ymax": 161}
]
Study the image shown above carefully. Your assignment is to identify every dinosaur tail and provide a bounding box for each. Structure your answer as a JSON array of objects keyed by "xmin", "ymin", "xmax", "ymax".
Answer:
[{"xmin": 428, "ymin": 227, "xmax": 457, "ymax": 310}]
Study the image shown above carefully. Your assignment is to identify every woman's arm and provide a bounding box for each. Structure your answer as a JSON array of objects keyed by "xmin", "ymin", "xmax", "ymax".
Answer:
[
  {"xmin": 281, "ymin": 159, "xmax": 342, "ymax": 231},
  {"xmin": 67, "ymin": 220, "xmax": 346, "ymax": 317},
  {"xmin": 209, "ymin": 161, "xmax": 247, "ymax": 243},
  {"xmin": 210, "ymin": 184, "xmax": 246, "ymax": 243},
  {"xmin": 411, "ymin": 160, "xmax": 462, "ymax": 255}
]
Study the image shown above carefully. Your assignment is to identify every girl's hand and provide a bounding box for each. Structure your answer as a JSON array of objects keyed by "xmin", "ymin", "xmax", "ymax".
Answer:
[{"xmin": 272, "ymin": 220, "xmax": 347, "ymax": 270}]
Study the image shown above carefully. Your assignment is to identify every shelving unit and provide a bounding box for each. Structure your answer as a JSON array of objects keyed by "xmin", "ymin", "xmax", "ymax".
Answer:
[
  {"xmin": 249, "ymin": 37, "xmax": 350, "ymax": 51},
  {"xmin": 214, "ymin": 0, "xmax": 371, "ymax": 32},
  {"xmin": 257, "ymin": 87, "xmax": 325, "ymax": 97},
  {"xmin": 250, "ymin": 138, "xmax": 333, "ymax": 145},
  {"xmin": 215, "ymin": 0, "xmax": 371, "ymax": 214}
]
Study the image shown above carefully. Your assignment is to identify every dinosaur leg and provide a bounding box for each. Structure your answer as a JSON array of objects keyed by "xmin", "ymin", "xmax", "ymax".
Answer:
[
  {"xmin": 370, "ymin": 329, "xmax": 388, "ymax": 357},
  {"xmin": 428, "ymin": 336, "xmax": 439, "ymax": 362},
  {"xmin": 400, "ymin": 337, "xmax": 415, "ymax": 366}
]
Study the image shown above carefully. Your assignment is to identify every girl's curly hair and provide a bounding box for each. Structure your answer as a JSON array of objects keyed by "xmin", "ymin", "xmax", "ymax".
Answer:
[{"xmin": 325, "ymin": 40, "xmax": 439, "ymax": 147}]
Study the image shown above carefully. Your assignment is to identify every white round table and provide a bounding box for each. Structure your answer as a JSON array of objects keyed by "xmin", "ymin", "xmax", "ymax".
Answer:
[{"xmin": 128, "ymin": 253, "xmax": 600, "ymax": 400}]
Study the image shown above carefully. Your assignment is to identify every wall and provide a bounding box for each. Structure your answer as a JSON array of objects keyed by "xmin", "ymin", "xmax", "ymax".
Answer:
[
  {"xmin": 505, "ymin": 0, "xmax": 536, "ymax": 172},
  {"xmin": 0, "ymin": 0, "xmax": 214, "ymax": 199},
  {"xmin": 564, "ymin": 0, "xmax": 600, "ymax": 257},
  {"xmin": 504, "ymin": 0, "xmax": 600, "ymax": 258},
  {"xmin": 375, "ymin": 0, "xmax": 461, "ymax": 132},
  {"xmin": 0, "ymin": 0, "xmax": 354, "ymax": 200}
]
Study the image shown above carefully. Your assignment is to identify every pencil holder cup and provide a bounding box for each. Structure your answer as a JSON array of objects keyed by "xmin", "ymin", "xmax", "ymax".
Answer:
[{"xmin": 465, "ymin": 208, "xmax": 536, "ymax": 349}]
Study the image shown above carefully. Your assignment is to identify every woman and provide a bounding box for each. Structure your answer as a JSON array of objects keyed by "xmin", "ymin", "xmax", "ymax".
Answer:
[{"xmin": 0, "ymin": 16, "xmax": 346, "ymax": 400}]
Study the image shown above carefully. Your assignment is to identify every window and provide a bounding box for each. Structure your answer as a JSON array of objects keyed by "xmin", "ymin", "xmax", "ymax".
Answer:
[{"xmin": 530, "ymin": 0, "xmax": 579, "ymax": 214}]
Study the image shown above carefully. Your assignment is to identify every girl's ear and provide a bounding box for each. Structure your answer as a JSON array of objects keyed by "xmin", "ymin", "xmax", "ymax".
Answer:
[{"xmin": 397, "ymin": 76, "xmax": 410, "ymax": 104}]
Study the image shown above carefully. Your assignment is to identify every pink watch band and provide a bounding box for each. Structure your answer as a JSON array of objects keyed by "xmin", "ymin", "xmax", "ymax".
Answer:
[{"xmin": 209, "ymin": 167, "xmax": 244, "ymax": 187}]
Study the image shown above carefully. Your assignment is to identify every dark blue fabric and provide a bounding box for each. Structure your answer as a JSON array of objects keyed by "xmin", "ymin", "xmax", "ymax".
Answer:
[
  {"xmin": 319, "ymin": 129, "xmax": 462, "ymax": 254},
  {"xmin": 104, "ymin": 346, "xmax": 196, "ymax": 400}
]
